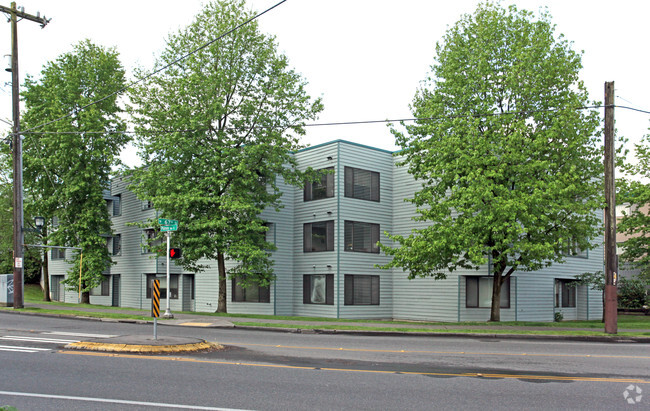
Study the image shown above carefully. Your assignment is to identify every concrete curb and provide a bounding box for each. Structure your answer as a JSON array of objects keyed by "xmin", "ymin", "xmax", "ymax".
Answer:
[{"xmin": 65, "ymin": 341, "xmax": 222, "ymax": 354}]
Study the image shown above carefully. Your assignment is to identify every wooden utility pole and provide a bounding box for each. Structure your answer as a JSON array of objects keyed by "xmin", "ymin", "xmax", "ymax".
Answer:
[
  {"xmin": 0, "ymin": 2, "xmax": 50, "ymax": 308},
  {"xmin": 603, "ymin": 81, "xmax": 618, "ymax": 334}
]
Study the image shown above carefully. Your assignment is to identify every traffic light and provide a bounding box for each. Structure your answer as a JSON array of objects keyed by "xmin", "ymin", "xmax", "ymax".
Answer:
[{"xmin": 169, "ymin": 248, "xmax": 182, "ymax": 259}]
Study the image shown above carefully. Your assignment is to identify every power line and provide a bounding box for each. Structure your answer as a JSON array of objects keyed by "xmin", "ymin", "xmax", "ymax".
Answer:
[{"xmin": 20, "ymin": 0, "xmax": 288, "ymax": 135}]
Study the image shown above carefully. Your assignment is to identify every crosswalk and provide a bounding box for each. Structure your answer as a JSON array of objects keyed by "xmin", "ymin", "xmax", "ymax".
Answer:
[{"xmin": 0, "ymin": 332, "xmax": 116, "ymax": 353}]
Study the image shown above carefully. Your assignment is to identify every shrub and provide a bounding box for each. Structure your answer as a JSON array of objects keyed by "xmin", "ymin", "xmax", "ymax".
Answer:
[{"xmin": 618, "ymin": 277, "xmax": 648, "ymax": 309}]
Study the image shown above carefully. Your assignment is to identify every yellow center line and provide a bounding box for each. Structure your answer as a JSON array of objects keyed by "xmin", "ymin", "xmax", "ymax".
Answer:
[
  {"xmin": 224, "ymin": 342, "xmax": 650, "ymax": 360},
  {"xmin": 58, "ymin": 350, "xmax": 650, "ymax": 384}
]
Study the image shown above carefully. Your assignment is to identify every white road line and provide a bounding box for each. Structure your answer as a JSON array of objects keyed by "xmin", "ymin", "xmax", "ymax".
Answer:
[
  {"xmin": 0, "ymin": 336, "xmax": 78, "ymax": 344},
  {"xmin": 43, "ymin": 331, "xmax": 117, "ymax": 338},
  {"xmin": 0, "ymin": 390, "xmax": 251, "ymax": 410},
  {"xmin": 0, "ymin": 345, "xmax": 51, "ymax": 353}
]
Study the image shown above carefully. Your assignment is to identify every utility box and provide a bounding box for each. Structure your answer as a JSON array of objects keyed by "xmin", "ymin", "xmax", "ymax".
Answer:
[{"xmin": 0, "ymin": 274, "xmax": 13, "ymax": 307}]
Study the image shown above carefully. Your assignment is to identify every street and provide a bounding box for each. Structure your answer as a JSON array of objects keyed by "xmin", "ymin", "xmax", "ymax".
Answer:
[{"xmin": 0, "ymin": 312, "xmax": 647, "ymax": 410}]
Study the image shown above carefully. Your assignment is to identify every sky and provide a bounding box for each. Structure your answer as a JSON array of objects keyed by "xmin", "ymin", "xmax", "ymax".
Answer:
[{"xmin": 0, "ymin": 0, "xmax": 648, "ymax": 168}]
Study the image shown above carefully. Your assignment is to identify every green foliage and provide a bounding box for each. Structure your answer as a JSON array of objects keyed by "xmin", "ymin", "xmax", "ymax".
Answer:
[
  {"xmin": 573, "ymin": 271, "xmax": 605, "ymax": 292},
  {"xmin": 618, "ymin": 276, "xmax": 648, "ymax": 309},
  {"xmin": 128, "ymin": 0, "xmax": 322, "ymax": 312},
  {"xmin": 618, "ymin": 133, "xmax": 650, "ymax": 283},
  {"xmin": 382, "ymin": 3, "xmax": 602, "ymax": 321},
  {"xmin": 554, "ymin": 311, "xmax": 563, "ymax": 322},
  {"xmin": 0, "ymin": 172, "xmax": 12, "ymax": 274},
  {"xmin": 21, "ymin": 40, "xmax": 128, "ymax": 295}
]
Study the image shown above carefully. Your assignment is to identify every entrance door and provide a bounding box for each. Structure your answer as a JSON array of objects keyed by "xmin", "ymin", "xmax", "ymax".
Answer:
[
  {"xmin": 51, "ymin": 275, "xmax": 63, "ymax": 301},
  {"xmin": 112, "ymin": 275, "xmax": 120, "ymax": 307}
]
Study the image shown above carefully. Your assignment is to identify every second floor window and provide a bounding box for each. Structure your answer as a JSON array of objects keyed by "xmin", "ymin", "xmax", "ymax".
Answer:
[
  {"xmin": 345, "ymin": 166, "xmax": 379, "ymax": 202},
  {"xmin": 344, "ymin": 221, "xmax": 380, "ymax": 253},
  {"xmin": 304, "ymin": 221, "xmax": 334, "ymax": 252},
  {"xmin": 304, "ymin": 167, "xmax": 334, "ymax": 201}
]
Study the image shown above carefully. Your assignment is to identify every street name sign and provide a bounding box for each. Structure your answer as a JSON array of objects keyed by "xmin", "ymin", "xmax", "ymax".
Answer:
[
  {"xmin": 158, "ymin": 218, "xmax": 178, "ymax": 226},
  {"xmin": 161, "ymin": 224, "xmax": 178, "ymax": 232}
]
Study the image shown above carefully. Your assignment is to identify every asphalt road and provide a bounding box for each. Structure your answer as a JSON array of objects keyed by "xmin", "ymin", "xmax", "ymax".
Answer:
[{"xmin": 0, "ymin": 312, "xmax": 647, "ymax": 410}]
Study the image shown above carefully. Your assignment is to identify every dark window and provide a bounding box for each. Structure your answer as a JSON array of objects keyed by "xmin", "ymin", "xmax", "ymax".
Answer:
[
  {"xmin": 344, "ymin": 275, "xmax": 380, "ymax": 305},
  {"xmin": 232, "ymin": 278, "xmax": 270, "ymax": 303},
  {"xmin": 555, "ymin": 279, "xmax": 576, "ymax": 308},
  {"xmin": 304, "ymin": 221, "xmax": 334, "ymax": 252},
  {"xmin": 303, "ymin": 274, "xmax": 334, "ymax": 305},
  {"xmin": 304, "ymin": 167, "xmax": 334, "ymax": 201},
  {"xmin": 146, "ymin": 274, "xmax": 179, "ymax": 299},
  {"xmin": 110, "ymin": 195, "xmax": 121, "ymax": 216},
  {"xmin": 142, "ymin": 200, "xmax": 154, "ymax": 210},
  {"xmin": 52, "ymin": 248, "xmax": 65, "ymax": 260},
  {"xmin": 466, "ymin": 276, "xmax": 510, "ymax": 308},
  {"xmin": 111, "ymin": 234, "xmax": 121, "ymax": 256},
  {"xmin": 344, "ymin": 166, "xmax": 379, "ymax": 201},
  {"xmin": 562, "ymin": 238, "xmax": 588, "ymax": 258},
  {"xmin": 344, "ymin": 221, "xmax": 379, "ymax": 253},
  {"xmin": 142, "ymin": 229, "xmax": 162, "ymax": 254},
  {"xmin": 90, "ymin": 277, "xmax": 110, "ymax": 296}
]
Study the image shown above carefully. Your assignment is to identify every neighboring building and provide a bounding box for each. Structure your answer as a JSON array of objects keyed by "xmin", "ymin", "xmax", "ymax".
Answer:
[
  {"xmin": 48, "ymin": 140, "xmax": 604, "ymax": 321},
  {"xmin": 616, "ymin": 203, "xmax": 648, "ymax": 282}
]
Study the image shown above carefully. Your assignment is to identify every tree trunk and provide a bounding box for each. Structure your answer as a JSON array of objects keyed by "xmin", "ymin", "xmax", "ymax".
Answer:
[
  {"xmin": 489, "ymin": 273, "xmax": 502, "ymax": 322},
  {"xmin": 216, "ymin": 252, "xmax": 227, "ymax": 313},
  {"xmin": 81, "ymin": 291, "xmax": 90, "ymax": 304}
]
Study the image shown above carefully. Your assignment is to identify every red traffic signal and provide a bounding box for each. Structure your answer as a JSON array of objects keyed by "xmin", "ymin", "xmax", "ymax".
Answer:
[{"xmin": 169, "ymin": 248, "xmax": 182, "ymax": 259}]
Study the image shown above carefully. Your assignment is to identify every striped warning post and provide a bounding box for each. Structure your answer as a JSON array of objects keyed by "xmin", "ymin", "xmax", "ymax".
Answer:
[{"xmin": 151, "ymin": 279, "xmax": 160, "ymax": 318}]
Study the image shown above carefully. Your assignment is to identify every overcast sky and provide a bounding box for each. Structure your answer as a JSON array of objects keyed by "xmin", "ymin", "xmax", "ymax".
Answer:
[{"xmin": 1, "ymin": 0, "xmax": 648, "ymax": 167}]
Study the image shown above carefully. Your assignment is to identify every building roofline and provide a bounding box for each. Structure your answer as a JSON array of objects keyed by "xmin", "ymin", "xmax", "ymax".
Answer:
[{"xmin": 297, "ymin": 139, "xmax": 396, "ymax": 155}]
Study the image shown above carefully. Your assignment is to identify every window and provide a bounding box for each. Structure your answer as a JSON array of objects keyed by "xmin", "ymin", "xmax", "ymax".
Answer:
[
  {"xmin": 52, "ymin": 247, "xmax": 65, "ymax": 260},
  {"xmin": 555, "ymin": 279, "xmax": 576, "ymax": 308},
  {"xmin": 142, "ymin": 228, "xmax": 162, "ymax": 254},
  {"xmin": 90, "ymin": 277, "xmax": 110, "ymax": 296},
  {"xmin": 263, "ymin": 222, "xmax": 275, "ymax": 246},
  {"xmin": 303, "ymin": 221, "xmax": 334, "ymax": 252},
  {"xmin": 304, "ymin": 167, "xmax": 334, "ymax": 201},
  {"xmin": 112, "ymin": 195, "xmax": 121, "ymax": 216},
  {"xmin": 146, "ymin": 274, "xmax": 179, "ymax": 299},
  {"xmin": 344, "ymin": 221, "xmax": 380, "ymax": 253},
  {"xmin": 344, "ymin": 275, "xmax": 379, "ymax": 305},
  {"xmin": 108, "ymin": 234, "xmax": 121, "ymax": 256},
  {"xmin": 232, "ymin": 278, "xmax": 270, "ymax": 303},
  {"xmin": 142, "ymin": 200, "xmax": 154, "ymax": 210},
  {"xmin": 344, "ymin": 166, "xmax": 379, "ymax": 201},
  {"xmin": 303, "ymin": 274, "xmax": 334, "ymax": 305},
  {"xmin": 562, "ymin": 238, "xmax": 588, "ymax": 258},
  {"xmin": 466, "ymin": 276, "xmax": 510, "ymax": 308}
]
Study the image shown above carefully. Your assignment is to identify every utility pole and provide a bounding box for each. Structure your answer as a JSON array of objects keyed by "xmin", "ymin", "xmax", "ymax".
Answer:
[
  {"xmin": 603, "ymin": 81, "xmax": 618, "ymax": 334},
  {"xmin": 0, "ymin": 2, "xmax": 50, "ymax": 309}
]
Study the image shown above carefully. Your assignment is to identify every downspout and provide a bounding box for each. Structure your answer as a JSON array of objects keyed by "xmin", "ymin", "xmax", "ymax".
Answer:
[{"xmin": 336, "ymin": 142, "xmax": 341, "ymax": 319}]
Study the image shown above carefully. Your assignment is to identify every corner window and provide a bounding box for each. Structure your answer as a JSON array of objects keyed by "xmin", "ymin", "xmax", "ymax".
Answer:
[
  {"xmin": 344, "ymin": 166, "xmax": 379, "ymax": 202},
  {"xmin": 146, "ymin": 274, "xmax": 179, "ymax": 299},
  {"xmin": 344, "ymin": 221, "xmax": 379, "ymax": 253},
  {"xmin": 303, "ymin": 221, "xmax": 334, "ymax": 252},
  {"xmin": 142, "ymin": 228, "xmax": 162, "ymax": 254},
  {"xmin": 110, "ymin": 195, "xmax": 121, "ymax": 216},
  {"xmin": 232, "ymin": 278, "xmax": 270, "ymax": 303},
  {"xmin": 466, "ymin": 276, "xmax": 510, "ymax": 308},
  {"xmin": 344, "ymin": 275, "xmax": 379, "ymax": 305},
  {"xmin": 303, "ymin": 274, "xmax": 334, "ymax": 305},
  {"xmin": 90, "ymin": 277, "xmax": 110, "ymax": 296},
  {"xmin": 555, "ymin": 279, "xmax": 576, "ymax": 308},
  {"xmin": 304, "ymin": 167, "xmax": 334, "ymax": 201},
  {"xmin": 108, "ymin": 234, "xmax": 121, "ymax": 256}
]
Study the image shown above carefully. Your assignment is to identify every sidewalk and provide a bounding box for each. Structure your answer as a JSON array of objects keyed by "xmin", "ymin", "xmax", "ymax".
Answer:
[{"xmin": 4, "ymin": 302, "xmax": 650, "ymax": 349}]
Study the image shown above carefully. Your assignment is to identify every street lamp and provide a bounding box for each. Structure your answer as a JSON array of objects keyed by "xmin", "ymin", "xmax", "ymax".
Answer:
[{"xmin": 34, "ymin": 216, "xmax": 44, "ymax": 231}]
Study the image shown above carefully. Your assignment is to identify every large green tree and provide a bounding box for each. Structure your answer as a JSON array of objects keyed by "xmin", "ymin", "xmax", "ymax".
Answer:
[
  {"xmin": 618, "ymin": 131, "xmax": 650, "ymax": 284},
  {"xmin": 21, "ymin": 40, "xmax": 128, "ymax": 303},
  {"xmin": 382, "ymin": 3, "xmax": 602, "ymax": 321},
  {"xmin": 128, "ymin": 0, "xmax": 322, "ymax": 313},
  {"xmin": 0, "ymin": 155, "xmax": 12, "ymax": 274}
]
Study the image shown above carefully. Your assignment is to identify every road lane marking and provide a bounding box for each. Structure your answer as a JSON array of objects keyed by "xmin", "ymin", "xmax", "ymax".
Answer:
[
  {"xmin": 59, "ymin": 350, "xmax": 650, "ymax": 384},
  {"xmin": 0, "ymin": 345, "xmax": 51, "ymax": 353},
  {"xmin": 0, "ymin": 390, "xmax": 247, "ymax": 410},
  {"xmin": 225, "ymin": 342, "xmax": 650, "ymax": 360},
  {"xmin": 0, "ymin": 336, "xmax": 78, "ymax": 344},
  {"xmin": 43, "ymin": 332, "xmax": 117, "ymax": 338},
  {"xmin": 180, "ymin": 322, "xmax": 213, "ymax": 327}
]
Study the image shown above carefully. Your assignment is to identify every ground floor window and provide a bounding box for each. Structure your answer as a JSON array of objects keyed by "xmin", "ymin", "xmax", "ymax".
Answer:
[
  {"xmin": 90, "ymin": 277, "xmax": 110, "ymax": 296},
  {"xmin": 146, "ymin": 274, "xmax": 179, "ymax": 299},
  {"xmin": 344, "ymin": 275, "xmax": 380, "ymax": 305},
  {"xmin": 303, "ymin": 274, "xmax": 334, "ymax": 305},
  {"xmin": 466, "ymin": 276, "xmax": 510, "ymax": 308},
  {"xmin": 555, "ymin": 279, "xmax": 576, "ymax": 308},
  {"xmin": 232, "ymin": 278, "xmax": 270, "ymax": 303}
]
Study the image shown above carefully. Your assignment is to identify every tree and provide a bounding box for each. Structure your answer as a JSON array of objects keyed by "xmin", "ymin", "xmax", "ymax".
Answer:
[
  {"xmin": 0, "ymin": 156, "xmax": 12, "ymax": 274},
  {"xmin": 382, "ymin": 3, "xmax": 602, "ymax": 321},
  {"xmin": 128, "ymin": 0, "xmax": 323, "ymax": 313},
  {"xmin": 618, "ymin": 132, "xmax": 650, "ymax": 284},
  {"xmin": 21, "ymin": 40, "xmax": 128, "ymax": 303}
]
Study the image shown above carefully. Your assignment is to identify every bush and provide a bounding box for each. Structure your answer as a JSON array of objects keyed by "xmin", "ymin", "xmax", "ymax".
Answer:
[
  {"xmin": 618, "ymin": 277, "xmax": 648, "ymax": 309},
  {"xmin": 554, "ymin": 311, "xmax": 563, "ymax": 322}
]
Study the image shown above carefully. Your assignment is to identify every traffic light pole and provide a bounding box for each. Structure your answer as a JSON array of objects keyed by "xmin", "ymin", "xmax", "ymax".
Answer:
[{"xmin": 163, "ymin": 231, "xmax": 173, "ymax": 318}]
